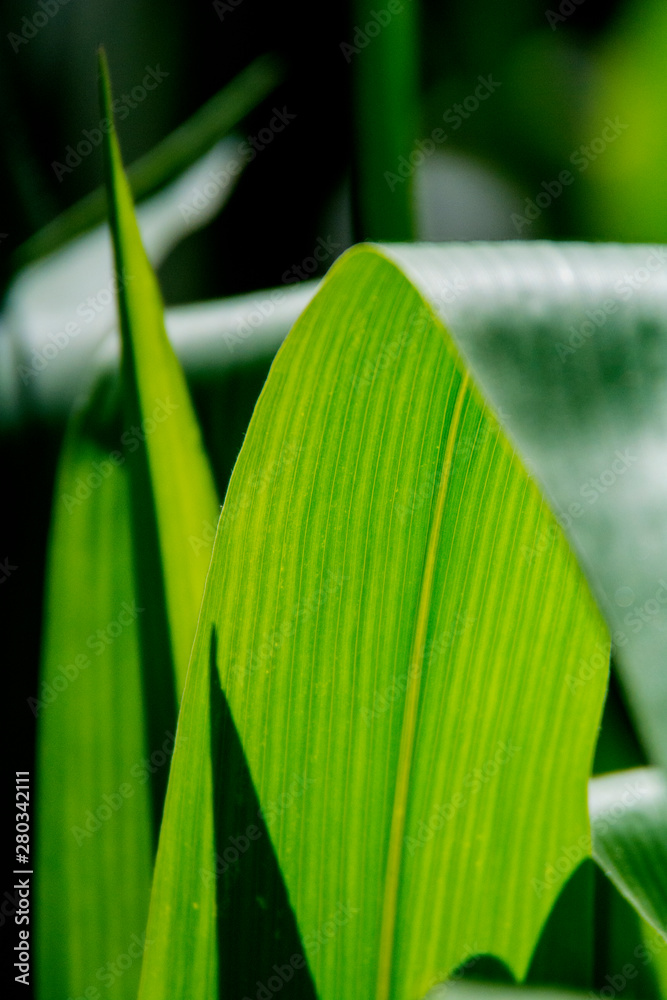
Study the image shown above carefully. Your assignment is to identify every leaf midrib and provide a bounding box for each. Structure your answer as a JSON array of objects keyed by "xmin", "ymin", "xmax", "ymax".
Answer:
[{"xmin": 375, "ymin": 371, "xmax": 470, "ymax": 1000}]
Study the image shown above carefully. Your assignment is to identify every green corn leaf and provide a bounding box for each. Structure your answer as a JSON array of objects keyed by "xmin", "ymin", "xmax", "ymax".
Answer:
[
  {"xmin": 99, "ymin": 47, "xmax": 219, "ymax": 699},
  {"xmin": 72, "ymin": 235, "xmax": 667, "ymax": 779},
  {"xmin": 15, "ymin": 53, "xmax": 282, "ymax": 269},
  {"xmin": 35, "ymin": 379, "xmax": 153, "ymax": 1000},
  {"xmin": 150, "ymin": 240, "xmax": 667, "ymax": 780},
  {"xmin": 35, "ymin": 54, "xmax": 222, "ymax": 999},
  {"xmin": 138, "ymin": 244, "xmax": 609, "ymax": 1000},
  {"xmin": 590, "ymin": 767, "xmax": 667, "ymax": 942}
]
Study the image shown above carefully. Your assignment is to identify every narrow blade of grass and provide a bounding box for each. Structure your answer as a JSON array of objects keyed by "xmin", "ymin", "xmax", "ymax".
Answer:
[
  {"xmin": 99, "ymin": 47, "xmax": 219, "ymax": 699},
  {"xmin": 15, "ymin": 54, "xmax": 282, "ymax": 268}
]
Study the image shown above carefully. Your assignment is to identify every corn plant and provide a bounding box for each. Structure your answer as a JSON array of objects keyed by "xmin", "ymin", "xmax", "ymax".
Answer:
[{"xmin": 20, "ymin": 45, "xmax": 667, "ymax": 1000}]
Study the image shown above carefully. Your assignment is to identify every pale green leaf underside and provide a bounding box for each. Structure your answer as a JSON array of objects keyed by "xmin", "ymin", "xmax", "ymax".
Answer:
[
  {"xmin": 590, "ymin": 767, "xmax": 667, "ymax": 941},
  {"xmin": 139, "ymin": 244, "xmax": 608, "ymax": 1000},
  {"xmin": 36, "ymin": 385, "xmax": 152, "ymax": 1000},
  {"xmin": 425, "ymin": 981, "xmax": 589, "ymax": 1000},
  {"xmin": 100, "ymin": 51, "xmax": 219, "ymax": 695},
  {"xmin": 382, "ymin": 241, "xmax": 667, "ymax": 774}
]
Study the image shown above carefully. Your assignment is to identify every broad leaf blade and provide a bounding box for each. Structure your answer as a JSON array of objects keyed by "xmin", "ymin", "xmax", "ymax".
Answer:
[
  {"xmin": 590, "ymin": 767, "xmax": 667, "ymax": 941},
  {"xmin": 139, "ymin": 244, "xmax": 608, "ymax": 999},
  {"xmin": 36, "ymin": 381, "xmax": 152, "ymax": 1000},
  {"xmin": 99, "ymin": 49, "xmax": 219, "ymax": 696}
]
